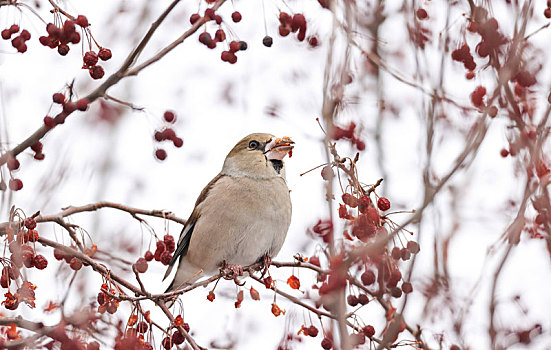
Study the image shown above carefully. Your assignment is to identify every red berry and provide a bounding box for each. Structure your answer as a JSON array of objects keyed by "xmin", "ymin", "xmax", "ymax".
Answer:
[
  {"xmin": 470, "ymin": 86, "xmax": 486, "ymax": 108},
  {"xmin": 401, "ymin": 248, "xmax": 411, "ymax": 261},
  {"xmin": 161, "ymin": 337, "xmax": 172, "ymax": 350},
  {"xmin": 361, "ymin": 270, "xmax": 375, "ymax": 285},
  {"xmin": 308, "ymin": 36, "xmax": 319, "ymax": 48},
  {"xmin": 163, "ymin": 111, "xmax": 176, "ymax": 123},
  {"xmin": 9, "ymin": 179, "xmax": 23, "ymax": 191},
  {"xmin": 54, "ymin": 248, "xmax": 65, "ymax": 261},
  {"xmin": 172, "ymin": 331, "xmax": 185, "ymax": 345},
  {"xmin": 31, "ymin": 141, "xmax": 43, "ymax": 153},
  {"xmin": 231, "ymin": 11, "xmax": 242, "ymax": 23},
  {"xmin": 69, "ymin": 257, "xmax": 83, "ymax": 270},
  {"xmin": 7, "ymin": 157, "xmax": 20, "ymax": 171},
  {"xmin": 377, "ymin": 197, "xmax": 391, "ymax": 211},
  {"xmin": 134, "ymin": 258, "xmax": 148, "ymax": 273},
  {"xmin": 545, "ymin": 8, "xmax": 551, "ymax": 18},
  {"xmin": 221, "ymin": 50, "xmax": 233, "ymax": 62},
  {"xmin": 83, "ymin": 51, "xmax": 99, "ymax": 66},
  {"xmin": 262, "ymin": 35, "xmax": 273, "ymax": 47},
  {"xmin": 43, "ymin": 116, "xmax": 56, "ymax": 129},
  {"xmin": 190, "ymin": 13, "xmax": 201, "ymax": 25},
  {"xmin": 144, "ymin": 250, "xmax": 154, "ymax": 261},
  {"xmin": 205, "ymin": 8, "xmax": 216, "ymax": 19},
  {"xmin": 173, "ymin": 137, "xmax": 183, "ymax": 148},
  {"xmin": 63, "ymin": 102, "xmax": 76, "ymax": 114},
  {"xmin": 70, "ymin": 31, "xmax": 80, "ymax": 44},
  {"xmin": 214, "ymin": 29, "xmax": 225, "ymax": 42},
  {"xmin": 75, "ymin": 15, "xmax": 89, "ymax": 28},
  {"xmin": 57, "ymin": 44, "xmax": 70, "ymax": 56},
  {"xmin": 500, "ymin": 148, "xmax": 509, "ymax": 157},
  {"xmin": 62, "ymin": 20, "xmax": 75, "ymax": 35},
  {"xmin": 466, "ymin": 71, "xmax": 475, "ymax": 80},
  {"xmin": 1, "ymin": 29, "xmax": 11, "ymax": 40},
  {"xmin": 89, "ymin": 65, "xmax": 105, "ymax": 79},
  {"xmin": 0, "ymin": 275, "xmax": 8, "ymax": 288},
  {"xmin": 391, "ymin": 246, "xmax": 401, "ymax": 260},
  {"xmin": 20, "ymin": 30, "xmax": 30, "ymax": 41},
  {"xmin": 357, "ymin": 293, "xmax": 369, "ymax": 305},
  {"xmin": 307, "ymin": 325, "xmax": 319, "ymax": 337},
  {"xmin": 155, "ymin": 149, "xmax": 167, "ymax": 161},
  {"xmin": 488, "ymin": 105, "xmax": 498, "ymax": 118},
  {"xmin": 416, "ymin": 8, "xmax": 428, "ymax": 20},
  {"xmin": 402, "ymin": 282, "xmax": 413, "ymax": 294},
  {"xmin": 214, "ymin": 15, "xmax": 222, "ymax": 25},
  {"xmin": 98, "ymin": 48, "xmax": 112, "ymax": 61},
  {"xmin": 160, "ymin": 251, "xmax": 172, "ymax": 265},
  {"xmin": 24, "ymin": 218, "xmax": 36, "ymax": 230},
  {"xmin": 239, "ymin": 41, "xmax": 248, "ymax": 50},
  {"xmin": 33, "ymin": 255, "xmax": 48, "ymax": 269},
  {"xmin": 321, "ymin": 337, "xmax": 333, "ymax": 349},
  {"xmin": 164, "ymin": 235, "xmax": 176, "ymax": 252},
  {"xmin": 363, "ymin": 325, "xmax": 375, "ymax": 338},
  {"xmin": 87, "ymin": 342, "xmax": 100, "ymax": 350},
  {"xmin": 52, "ymin": 93, "xmax": 65, "ymax": 104},
  {"xmin": 11, "ymin": 36, "xmax": 23, "ymax": 49},
  {"xmin": 76, "ymin": 99, "xmax": 89, "ymax": 111},
  {"xmin": 136, "ymin": 321, "xmax": 149, "ymax": 333},
  {"xmin": 407, "ymin": 241, "xmax": 420, "ymax": 253},
  {"xmin": 9, "ymin": 24, "xmax": 19, "ymax": 34},
  {"xmin": 199, "ymin": 32, "xmax": 212, "ymax": 46},
  {"xmin": 390, "ymin": 287, "xmax": 402, "ymax": 298},
  {"xmin": 347, "ymin": 294, "xmax": 359, "ymax": 306}
]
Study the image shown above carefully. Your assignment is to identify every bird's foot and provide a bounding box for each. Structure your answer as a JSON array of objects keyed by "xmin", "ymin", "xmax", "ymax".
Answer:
[
  {"xmin": 220, "ymin": 261, "xmax": 244, "ymax": 282},
  {"xmin": 260, "ymin": 254, "xmax": 272, "ymax": 278}
]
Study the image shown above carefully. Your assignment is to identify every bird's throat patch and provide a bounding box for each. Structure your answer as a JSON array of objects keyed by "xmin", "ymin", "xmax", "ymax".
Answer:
[{"xmin": 270, "ymin": 159, "xmax": 283, "ymax": 174}]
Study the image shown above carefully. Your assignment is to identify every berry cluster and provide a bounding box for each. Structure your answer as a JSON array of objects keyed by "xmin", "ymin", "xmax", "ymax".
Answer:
[
  {"xmin": 278, "ymin": 12, "xmax": 307, "ymax": 41},
  {"xmin": 330, "ymin": 122, "xmax": 365, "ymax": 151},
  {"xmin": 470, "ymin": 86, "xmax": 486, "ymax": 108},
  {"xmin": 153, "ymin": 111, "xmax": 183, "ymax": 161},
  {"xmin": 83, "ymin": 48, "xmax": 112, "ymax": 80},
  {"xmin": 1, "ymin": 25, "xmax": 31, "ymax": 53},
  {"xmin": 45, "ymin": 92, "xmax": 89, "ymax": 127},
  {"xmin": 451, "ymin": 44, "xmax": 476, "ymax": 72},
  {"xmin": 97, "ymin": 283, "xmax": 119, "ymax": 314},
  {"xmin": 2, "ymin": 218, "xmax": 46, "ymax": 310},
  {"xmin": 4, "ymin": 153, "xmax": 24, "ymax": 191},
  {"xmin": 39, "ymin": 20, "xmax": 81, "ymax": 55},
  {"xmin": 143, "ymin": 234, "xmax": 175, "ymax": 266},
  {"xmin": 53, "ymin": 244, "xmax": 96, "ymax": 271}
]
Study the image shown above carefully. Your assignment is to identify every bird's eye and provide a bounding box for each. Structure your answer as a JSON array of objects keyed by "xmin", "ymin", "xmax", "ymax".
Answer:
[{"xmin": 248, "ymin": 140, "xmax": 260, "ymax": 149}]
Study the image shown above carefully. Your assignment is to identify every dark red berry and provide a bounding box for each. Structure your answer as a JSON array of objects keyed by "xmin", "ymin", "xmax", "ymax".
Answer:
[
  {"xmin": 75, "ymin": 15, "xmax": 89, "ymax": 28},
  {"xmin": 7, "ymin": 157, "xmax": 19, "ymax": 171},
  {"xmin": 1, "ymin": 29, "xmax": 11, "ymax": 40},
  {"xmin": 406, "ymin": 241, "xmax": 420, "ymax": 253},
  {"xmin": 172, "ymin": 331, "xmax": 185, "ymax": 345},
  {"xmin": 155, "ymin": 149, "xmax": 167, "ymax": 161},
  {"xmin": 214, "ymin": 29, "xmax": 225, "ymax": 42},
  {"xmin": 9, "ymin": 24, "xmax": 19, "ymax": 34},
  {"xmin": 357, "ymin": 293, "xmax": 369, "ymax": 305},
  {"xmin": 402, "ymin": 282, "xmax": 413, "ymax": 294},
  {"xmin": 44, "ymin": 116, "xmax": 56, "ymax": 129},
  {"xmin": 361, "ymin": 270, "xmax": 375, "ymax": 285},
  {"xmin": 545, "ymin": 8, "xmax": 551, "ymax": 18},
  {"xmin": 391, "ymin": 246, "xmax": 401, "ymax": 260},
  {"xmin": 173, "ymin": 137, "xmax": 183, "ymax": 148},
  {"xmin": 24, "ymin": 218, "xmax": 36, "ymax": 230},
  {"xmin": 214, "ymin": 15, "xmax": 222, "ymax": 25},
  {"xmin": 134, "ymin": 258, "xmax": 148, "ymax": 273},
  {"xmin": 9, "ymin": 179, "xmax": 23, "ymax": 191},
  {"xmin": 377, "ymin": 197, "xmax": 391, "ymax": 211},
  {"xmin": 199, "ymin": 32, "xmax": 212, "ymax": 46},
  {"xmin": 31, "ymin": 141, "xmax": 43, "ymax": 153},
  {"xmin": 160, "ymin": 251, "xmax": 172, "ymax": 265},
  {"xmin": 76, "ymin": 99, "xmax": 89, "ymax": 111},
  {"xmin": 69, "ymin": 257, "xmax": 83, "ymax": 270},
  {"xmin": 53, "ymin": 93, "xmax": 65, "ymax": 104},
  {"xmin": 205, "ymin": 8, "xmax": 215, "ymax": 20},
  {"xmin": 231, "ymin": 11, "xmax": 242, "ymax": 22},
  {"xmin": 33, "ymin": 255, "xmax": 48, "ymax": 269},
  {"xmin": 144, "ymin": 250, "xmax": 154, "ymax": 261},
  {"xmin": 98, "ymin": 48, "xmax": 112, "ymax": 61},
  {"xmin": 416, "ymin": 8, "xmax": 428, "ymax": 20},
  {"xmin": 239, "ymin": 41, "xmax": 247, "ymax": 50},
  {"xmin": 136, "ymin": 321, "xmax": 149, "ymax": 333},
  {"xmin": 321, "ymin": 337, "xmax": 333, "ymax": 349},
  {"xmin": 63, "ymin": 102, "xmax": 76, "ymax": 114},
  {"xmin": 161, "ymin": 337, "xmax": 172, "ymax": 350},
  {"xmin": 54, "ymin": 248, "xmax": 65, "ymax": 261},
  {"xmin": 20, "ymin": 30, "xmax": 30, "ymax": 41},
  {"xmin": 89, "ymin": 65, "xmax": 105, "ymax": 79},
  {"xmin": 307, "ymin": 325, "xmax": 319, "ymax": 337},
  {"xmin": 83, "ymin": 51, "xmax": 99, "ymax": 66},
  {"xmin": 401, "ymin": 248, "xmax": 411, "ymax": 261},
  {"xmin": 500, "ymin": 149, "xmax": 509, "ymax": 157},
  {"xmin": 163, "ymin": 111, "xmax": 176, "ymax": 123},
  {"xmin": 190, "ymin": 13, "xmax": 201, "ymax": 25},
  {"xmin": 363, "ymin": 325, "xmax": 375, "ymax": 338},
  {"xmin": 262, "ymin": 35, "xmax": 273, "ymax": 47},
  {"xmin": 347, "ymin": 295, "xmax": 359, "ymax": 306},
  {"xmin": 57, "ymin": 44, "xmax": 70, "ymax": 56}
]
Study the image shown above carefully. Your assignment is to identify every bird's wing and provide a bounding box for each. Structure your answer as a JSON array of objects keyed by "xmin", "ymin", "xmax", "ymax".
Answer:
[{"xmin": 162, "ymin": 174, "xmax": 223, "ymax": 281}]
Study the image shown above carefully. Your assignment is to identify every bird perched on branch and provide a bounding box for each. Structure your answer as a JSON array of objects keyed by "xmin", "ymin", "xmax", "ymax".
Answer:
[{"xmin": 163, "ymin": 133, "xmax": 294, "ymax": 300}]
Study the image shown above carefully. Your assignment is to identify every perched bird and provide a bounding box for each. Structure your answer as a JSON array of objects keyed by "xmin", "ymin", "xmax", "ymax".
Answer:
[{"xmin": 163, "ymin": 133, "xmax": 294, "ymax": 297}]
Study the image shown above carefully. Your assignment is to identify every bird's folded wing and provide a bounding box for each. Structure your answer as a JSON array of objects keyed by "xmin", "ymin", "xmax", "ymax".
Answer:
[{"xmin": 162, "ymin": 174, "xmax": 224, "ymax": 281}]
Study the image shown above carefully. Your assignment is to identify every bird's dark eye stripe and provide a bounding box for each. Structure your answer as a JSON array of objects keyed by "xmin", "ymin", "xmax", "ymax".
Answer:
[{"xmin": 248, "ymin": 140, "xmax": 260, "ymax": 149}]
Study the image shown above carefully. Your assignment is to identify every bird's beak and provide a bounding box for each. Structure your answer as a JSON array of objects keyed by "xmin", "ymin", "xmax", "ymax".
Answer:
[{"xmin": 264, "ymin": 136, "xmax": 295, "ymax": 160}]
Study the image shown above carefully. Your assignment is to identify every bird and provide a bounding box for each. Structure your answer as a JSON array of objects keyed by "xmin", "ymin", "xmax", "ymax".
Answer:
[{"xmin": 163, "ymin": 133, "xmax": 294, "ymax": 299}]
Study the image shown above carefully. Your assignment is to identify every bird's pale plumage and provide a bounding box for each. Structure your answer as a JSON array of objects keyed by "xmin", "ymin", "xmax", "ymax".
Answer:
[{"xmin": 164, "ymin": 133, "xmax": 293, "ymax": 295}]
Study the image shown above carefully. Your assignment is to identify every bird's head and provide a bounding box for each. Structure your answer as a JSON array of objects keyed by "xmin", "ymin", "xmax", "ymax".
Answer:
[{"xmin": 222, "ymin": 133, "xmax": 294, "ymax": 179}]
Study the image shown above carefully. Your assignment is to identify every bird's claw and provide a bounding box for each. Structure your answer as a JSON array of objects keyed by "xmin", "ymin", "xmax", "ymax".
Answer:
[{"xmin": 220, "ymin": 261, "xmax": 244, "ymax": 282}]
